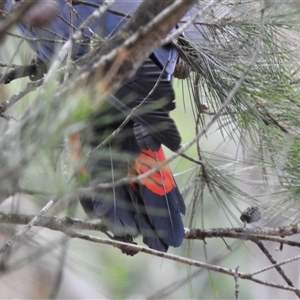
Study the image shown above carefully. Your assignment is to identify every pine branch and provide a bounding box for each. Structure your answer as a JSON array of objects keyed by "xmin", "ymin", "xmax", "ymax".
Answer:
[
  {"xmin": 1, "ymin": 211, "xmax": 298, "ymax": 294},
  {"xmin": 1, "ymin": 211, "xmax": 300, "ymax": 247},
  {"xmin": 185, "ymin": 225, "xmax": 300, "ymax": 247}
]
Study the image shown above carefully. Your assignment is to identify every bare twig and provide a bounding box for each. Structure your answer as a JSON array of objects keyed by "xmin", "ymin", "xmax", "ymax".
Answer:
[
  {"xmin": 2, "ymin": 211, "xmax": 300, "ymax": 249},
  {"xmin": 0, "ymin": 197, "xmax": 60, "ymax": 254},
  {"xmin": 50, "ymin": 0, "xmax": 196, "ymax": 103},
  {"xmin": 185, "ymin": 225, "xmax": 300, "ymax": 246},
  {"xmin": 147, "ymin": 240, "xmax": 242, "ymax": 299},
  {"xmin": 0, "ymin": 0, "xmax": 39, "ymax": 40},
  {"xmin": 252, "ymin": 253, "xmax": 300, "ymax": 278},
  {"xmin": 69, "ymin": 59, "xmax": 171, "ymax": 181},
  {"xmin": 64, "ymin": 230, "xmax": 300, "ymax": 294},
  {"xmin": 44, "ymin": 0, "xmax": 115, "ymax": 83},
  {"xmin": 1, "ymin": 211, "xmax": 300, "ymax": 294},
  {"xmin": 75, "ymin": 7, "xmax": 265, "ymax": 196},
  {"xmin": 234, "ymin": 265, "xmax": 239, "ymax": 300},
  {"xmin": 255, "ymin": 241, "xmax": 300, "ymax": 298},
  {"xmin": 0, "ymin": 79, "xmax": 44, "ymax": 117},
  {"xmin": 162, "ymin": 0, "xmax": 218, "ymax": 45},
  {"xmin": 0, "ymin": 212, "xmax": 106, "ymax": 232}
]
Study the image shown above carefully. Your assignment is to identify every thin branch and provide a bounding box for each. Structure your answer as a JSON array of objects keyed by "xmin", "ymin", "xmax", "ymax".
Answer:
[
  {"xmin": 64, "ymin": 229, "xmax": 300, "ymax": 294},
  {"xmin": 50, "ymin": 0, "xmax": 196, "ymax": 103},
  {"xmin": 75, "ymin": 7, "xmax": 265, "ymax": 195},
  {"xmin": 0, "ymin": 79, "xmax": 44, "ymax": 117},
  {"xmin": 0, "ymin": 197, "xmax": 60, "ymax": 254},
  {"xmin": 234, "ymin": 265, "xmax": 239, "ymax": 300},
  {"xmin": 255, "ymin": 240, "xmax": 300, "ymax": 298},
  {"xmin": 252, "ymin": 253, "xmax": 300, "ymax": 278},
  {"xmin": 0, "ymin": 0, "xmax": 39, "ymax": 40},
  {"xmin": 0, "ymin": 212, "xmax": 106, "ymax": 232},
  {"xmin": 69, "ymin": 59, "xmax": 171, "ymax": 182},
  {"xmin": 44, "ymin": 0, "xmax": 115, "ymax": 83},
  {"xmin": 147, "ymin": 240, "xmax": 242, "ymax": 299},
  {"xmin": 1, "ymin": 211, "xmax": 300, "ymax": 293},
  {"xmin": 161, "ymin": 0, "xmax": 218, "ymax": 45},
  {"xmin": 2, "ymin": 212, "xmax": 300, "ymax": 248},
  {"xmin": 185, "ymin": 226, "xmax": 300, "ymax": 246}
]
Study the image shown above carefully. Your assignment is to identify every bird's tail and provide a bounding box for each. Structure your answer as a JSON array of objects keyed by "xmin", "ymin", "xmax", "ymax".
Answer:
[{"xmin": 129, "ymin": 146, "xmax": 185, "ymax": 251}]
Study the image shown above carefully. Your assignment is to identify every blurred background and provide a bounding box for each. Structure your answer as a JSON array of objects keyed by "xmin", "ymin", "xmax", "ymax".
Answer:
[{"xmin": 1, "ymin": 1, "xmax": 300, "ymax": 299}]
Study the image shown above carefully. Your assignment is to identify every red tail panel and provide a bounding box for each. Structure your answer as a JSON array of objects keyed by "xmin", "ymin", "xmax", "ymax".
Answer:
[{"xmin": 133, "ymin": 147, "xmax": 176, "ymax": 196}]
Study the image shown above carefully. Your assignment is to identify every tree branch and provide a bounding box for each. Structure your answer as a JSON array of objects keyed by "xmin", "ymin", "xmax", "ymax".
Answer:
[
  {"xmin": 1, "ymin": 211, "xmax": 300, "ymax": 294},
  {"xmin": 49, "ymin": 0, "xmax": 196, "ymax": 102},
  {"xmin": 0, "ymin": 0, "xmax": 39, "ymax": 42},
  {"xmin": 0, "ymin": 197, "xmax": 60, "ymax": 254},
  {"xmin": 1, "ymin": 211, "xmax": 300, "ymax": 247},
  {"xmin": 255, "ymin": 240, "xmax": 300, "ymax": 298},
  {"xmin": 185, "ymin": 225, "xmax": 300, "ymax": 247}
]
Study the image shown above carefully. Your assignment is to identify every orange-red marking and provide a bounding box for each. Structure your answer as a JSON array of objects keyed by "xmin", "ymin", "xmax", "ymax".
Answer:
[
  {"xmin": 133, "ymin": 147, "xmax": 176, "ymax": 196},
  {"xmin": 68, "ymin": 132, "xmax": 88, "ymax": 177}
]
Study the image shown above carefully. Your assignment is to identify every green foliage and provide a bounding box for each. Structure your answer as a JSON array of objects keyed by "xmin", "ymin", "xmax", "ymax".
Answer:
[
  {"xmin": 2, "ymin": 1, "xmax": 300, "ymax": 299},
  {"xmin": 174, "ymin": 0, "xmax": 300, "ymax": 227}
]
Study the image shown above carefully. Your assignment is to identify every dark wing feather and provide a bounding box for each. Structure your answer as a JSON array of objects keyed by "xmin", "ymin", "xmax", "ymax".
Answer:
[
  {"xmin": 132, "ymin": 147, "xmax": 185, "ymax": 248},
  {"xmin": 7, "ymin": 0, "xmax": 187, "ymax": 252}
]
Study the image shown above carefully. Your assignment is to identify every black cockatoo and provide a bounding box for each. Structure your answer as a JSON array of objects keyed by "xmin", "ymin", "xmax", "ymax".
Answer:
[{"xmin": 4, "ymin": 0, "xmax": 190, "ymax": 253}]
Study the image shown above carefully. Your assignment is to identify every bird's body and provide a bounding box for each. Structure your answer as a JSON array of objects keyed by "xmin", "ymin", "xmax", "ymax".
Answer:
[
  {"xmin": 5, "ymin": 0, "xmax": 186, "ymax": 253},
  {"xmin": 82, "ymin": 56, "xmax": 185, "ymax": 252}
]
